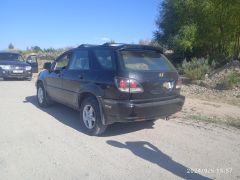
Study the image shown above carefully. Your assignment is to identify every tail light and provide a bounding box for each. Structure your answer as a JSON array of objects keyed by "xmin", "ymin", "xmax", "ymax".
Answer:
[
  {"xmin": 115, "ymin": 77, "xmax": 144, "ymax": 93},
  {"xmin": 176, "ymin": 78, "xmax": 182, "ymax": 89}
]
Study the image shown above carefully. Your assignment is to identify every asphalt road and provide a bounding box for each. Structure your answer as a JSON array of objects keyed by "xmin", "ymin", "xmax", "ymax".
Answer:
[{"xmin": 0, "ymin": 80, "xmax": 239, "ymax": 180}]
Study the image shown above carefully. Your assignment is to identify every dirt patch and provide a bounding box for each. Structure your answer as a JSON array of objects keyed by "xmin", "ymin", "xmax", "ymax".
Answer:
[
  {"xmin": 201, "ymin": 102, "xmax": 221, "ymax": 108},
  {"xmin": 173, "ymin": 97, "xmax": 240, "ymax": 129}
]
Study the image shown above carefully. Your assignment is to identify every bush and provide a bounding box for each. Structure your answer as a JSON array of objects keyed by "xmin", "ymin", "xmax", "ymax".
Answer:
[
  {"xmin": 181, "ymin": 57, "xmax": 211, "ymax": 80},
  {"xmin": 218, "ymin": 72, "xmax": 240, "ymax": 90}
]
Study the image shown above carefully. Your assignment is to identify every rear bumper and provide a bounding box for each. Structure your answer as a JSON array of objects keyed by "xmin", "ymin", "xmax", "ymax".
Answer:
[
  {"xmin": 100, "ymin": 95, "xmax": 185, "ymax": 125},
  {"xmin": 0, "ymin": 69, "xmax": 32, "ymax": 79}
]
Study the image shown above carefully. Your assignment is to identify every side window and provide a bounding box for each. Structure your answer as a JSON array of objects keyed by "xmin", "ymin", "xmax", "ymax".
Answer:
[
  {"xmin": 93, "ymin": 49, "xmax": 113, "ymax": 69},
  {"xmin": 69, "ymin": 50, "xmax": 89, "ymax": 70},
  {"xmin": 54, "ymin": 53, "xmax": 71, "ymax": 70}
]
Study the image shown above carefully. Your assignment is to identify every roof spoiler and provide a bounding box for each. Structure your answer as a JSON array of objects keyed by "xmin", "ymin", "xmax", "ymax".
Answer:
[
  {"xmin": 77, "ymin": 43, "xmax": 163, "ymax": 53},
  {"xmin": 78, "ymin": 44, "xmax": 98, "ymax": 48},
  {"xmin": 102, "ymin": 43, "xmax": 125, "ymax": 47}
]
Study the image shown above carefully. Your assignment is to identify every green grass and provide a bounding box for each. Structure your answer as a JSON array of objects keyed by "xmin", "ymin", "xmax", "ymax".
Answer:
[
  {"xmin": 219, "ymin": 72, "xmax": 240, "ymax": 90},
  {"xmin": 181, "ymin": 57, "xmax": 211, "ymax": 80}
]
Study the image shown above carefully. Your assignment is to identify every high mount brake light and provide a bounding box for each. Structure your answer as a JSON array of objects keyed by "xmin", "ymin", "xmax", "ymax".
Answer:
[{"xmin": 115, "ymin": 77, "xmax": 144, "ymax": 93}]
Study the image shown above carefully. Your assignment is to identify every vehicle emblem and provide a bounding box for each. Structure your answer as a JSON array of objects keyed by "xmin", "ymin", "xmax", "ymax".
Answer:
[
  {"xmin": 163, "ymin": 81, "xmax": 174, "ymax": 90},
  {"xmin": 159, "ymin": 73, "xmax": 164, "ymax": 78}
]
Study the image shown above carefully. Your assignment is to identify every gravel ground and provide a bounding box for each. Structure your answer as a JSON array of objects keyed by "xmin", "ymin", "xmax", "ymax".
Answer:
[
  {"xmin": 181, "ymin": 84, "xmax": 240, "ymax": 107},
  {"xmin": 0, "ymin": 80, "xmax": 240, "ymax": 180},
  {"xmin": 181, "ymin": 60, "xmax": 240, "ymax": 107}
]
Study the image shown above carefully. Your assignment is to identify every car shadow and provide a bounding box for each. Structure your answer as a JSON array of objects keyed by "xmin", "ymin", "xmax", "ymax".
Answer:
[
  {"xmin": 24, "ymin": 96, "xmax": 82, "ymax": 132},
  {"xmin": 107, "ymin": 140, "xmax": 212, "ymax": 180},
  {"xmin": 102, "ymin": 121, "xmax": 155, "ymax": 137},
  {"xmin": 24, "ymin": 96, "xmax": 155, "ymax": 136},
  {"xmin": 0, "ymin": 78, "xmax": 24, "ymax": 81}
]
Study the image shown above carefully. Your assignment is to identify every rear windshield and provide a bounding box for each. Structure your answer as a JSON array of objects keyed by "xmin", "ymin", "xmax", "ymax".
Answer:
[
  {"xmin": 0, "ymin": 53, "xmax": 24, "ymax": 61},
  {"xmin": 120, "ymin": 50, "xmax": 175, "ymax": 71}
]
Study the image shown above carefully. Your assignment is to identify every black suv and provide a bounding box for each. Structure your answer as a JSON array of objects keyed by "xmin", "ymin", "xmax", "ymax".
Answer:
[
  {"xmin": 0, "ymin": 51, "xmax": 32, "ymax": 80},
  {"xmin": 36, "ymin": 43, "xmax": 185, "ymax": 135}
]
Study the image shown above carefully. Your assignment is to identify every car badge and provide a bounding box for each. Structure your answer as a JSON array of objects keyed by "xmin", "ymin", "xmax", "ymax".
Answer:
[
  {"xmin": 163, "ymin": 81, "xmax": 174, "ymax": 90},
  {"xmin": 159, "ymin": 73, "xmax": 164, "ymax": 78}
]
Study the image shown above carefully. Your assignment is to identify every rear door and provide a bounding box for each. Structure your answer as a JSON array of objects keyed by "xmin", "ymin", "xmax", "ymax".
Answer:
[
  {"xmin": 119, "ymin": 50, "xmax": 179, "ymax": 100},
  {"xmin": 61, "ymin": 49, "xmax": 92, "ymax": 108}
]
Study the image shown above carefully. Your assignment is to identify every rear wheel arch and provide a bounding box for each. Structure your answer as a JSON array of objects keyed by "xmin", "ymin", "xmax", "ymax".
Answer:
[
  {"xmin": 78, "ymin": 91, "xmax": 106, "ymax": 125},
  {"xmin": 79, "ymin": 92, "xmax": 95, "ymax": 104},
  {"xmin": 78, "ymin": 85, "xmax": 104, "ymax": 108}
]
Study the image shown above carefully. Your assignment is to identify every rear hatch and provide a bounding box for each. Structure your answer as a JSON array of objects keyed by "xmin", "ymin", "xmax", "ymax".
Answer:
[{"xmin": 118, "ymin": 49, "xmax": 180, "ymax": 100}]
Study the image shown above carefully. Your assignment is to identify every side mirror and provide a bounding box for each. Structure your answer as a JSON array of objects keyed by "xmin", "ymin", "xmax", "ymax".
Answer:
[{"xmin": 43, "ymin": 62, "xmax": 52, "ymax": 71}]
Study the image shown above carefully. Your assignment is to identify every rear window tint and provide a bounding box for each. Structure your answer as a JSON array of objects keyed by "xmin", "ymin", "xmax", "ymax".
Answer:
[
  {"xmin": 93, "ymin": 50, "xmax": 113, "ymax": 70},
  {"xmin": 120, "ymin": 51, "xmax": 175, "ymax": 71}
]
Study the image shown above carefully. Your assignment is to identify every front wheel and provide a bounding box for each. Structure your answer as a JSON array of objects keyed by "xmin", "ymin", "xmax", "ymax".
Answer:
[
  {"xmin": 80, "ymin": 97, "xmax": 107, "ymax": 136},
  {"xmin": 37, "ymin": 83, "xmax": 52, "ymax": 107}
]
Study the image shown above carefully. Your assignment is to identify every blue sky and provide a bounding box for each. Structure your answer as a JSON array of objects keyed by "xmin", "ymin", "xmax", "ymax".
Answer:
[{"xmin": 0, "ymin": 0, "xmax": 160, "ymax": 50}]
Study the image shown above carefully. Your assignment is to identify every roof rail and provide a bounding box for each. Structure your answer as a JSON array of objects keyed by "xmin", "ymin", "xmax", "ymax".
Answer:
[
  {"xmin": 78, "ymin": 44, "xmax": 98, "ymax": 48},
  {"xmin": 102, "ymin": 43, "xmax": 125, "ymax": 47}
]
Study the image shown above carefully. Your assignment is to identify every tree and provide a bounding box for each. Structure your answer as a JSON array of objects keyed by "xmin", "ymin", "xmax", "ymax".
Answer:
[
  {"xmin": 31, "ymin": 46, "xmax": 42, "ymax": 53},
  {"xmin": 8, "ymin": 43, "xmax": 14, "ymax": 49},
  {"xmin": 138, "ymin": 39, "xmax": 151, "ymax": 45},
  {"xmin": 107, "ymin": 40, "xmax": 116, "ymax": 43},
  {"xmin": 155, "ymin": 0, "xmax": 240, "ymax": 63}
]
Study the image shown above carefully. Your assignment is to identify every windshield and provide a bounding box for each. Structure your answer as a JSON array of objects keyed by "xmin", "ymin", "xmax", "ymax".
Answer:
[
  {"xmin": 0, "ymin": 53, "xmax": 24, "ymax": 61},
  {"xmin": 120, "ymin": 50, "xmax": 176, "ymax": 71}
]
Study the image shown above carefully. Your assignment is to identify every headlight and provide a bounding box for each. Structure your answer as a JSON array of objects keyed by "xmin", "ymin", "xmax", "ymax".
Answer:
[
  {"xmin": 0, "ymin": 65, "xmax": 11, "ymax": 70},
  {"xmin": 25, "ymin": 66, "xmax": 32, "ymax": 71}
]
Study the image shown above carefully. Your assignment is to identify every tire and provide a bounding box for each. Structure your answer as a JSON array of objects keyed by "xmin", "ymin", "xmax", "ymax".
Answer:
[
  {"xmin": 37, "ymin": 83, "xmax": 53, "ymax": 107},
  {"xmin": 80, "ymin": 96, "xmax": 107, "ymax": 136}
]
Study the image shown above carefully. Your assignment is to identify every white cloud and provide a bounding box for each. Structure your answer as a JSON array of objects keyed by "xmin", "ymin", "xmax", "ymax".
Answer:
[{"xmin": 100, "ymin": 37, "xmax": 111, "ymax": 41}]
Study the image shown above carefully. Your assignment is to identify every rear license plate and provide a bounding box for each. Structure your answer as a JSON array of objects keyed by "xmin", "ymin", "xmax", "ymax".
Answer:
[{"xmin": 13, "ymin": 70, "xmax": 23, "ymax": 74}]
